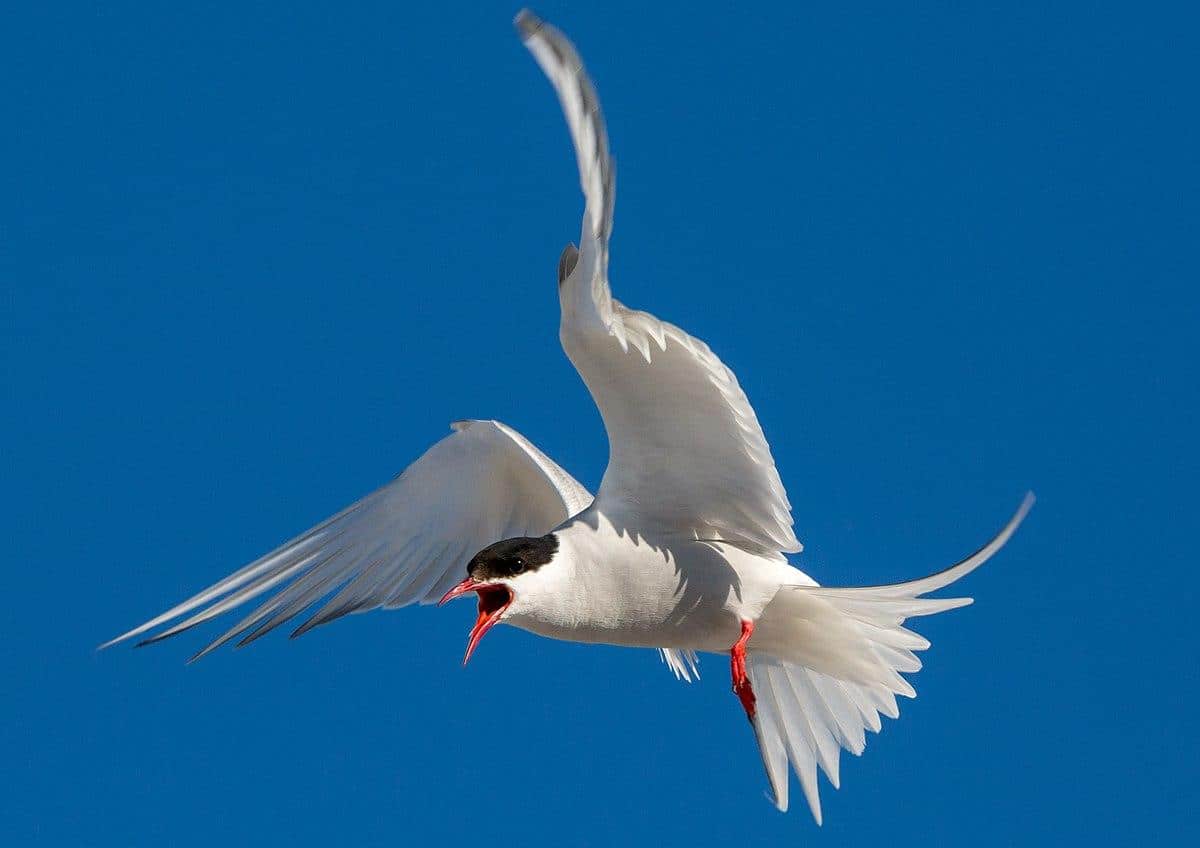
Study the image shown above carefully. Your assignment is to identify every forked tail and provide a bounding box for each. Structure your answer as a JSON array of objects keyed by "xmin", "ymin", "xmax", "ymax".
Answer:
[{"xmin": 747, "ymin": 493, "xmax": 1034, "ymax": 821}]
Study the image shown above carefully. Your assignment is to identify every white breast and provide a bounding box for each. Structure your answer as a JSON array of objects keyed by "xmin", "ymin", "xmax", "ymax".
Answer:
[{"xmin": 503, "ymin": 507, "xmax": 811, "ymax": 654}]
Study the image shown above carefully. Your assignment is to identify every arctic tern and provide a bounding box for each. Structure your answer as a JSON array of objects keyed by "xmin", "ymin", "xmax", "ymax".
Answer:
[{"xmin": 103, "ymin": 10, "xmax": 1033, "ymax": 821}]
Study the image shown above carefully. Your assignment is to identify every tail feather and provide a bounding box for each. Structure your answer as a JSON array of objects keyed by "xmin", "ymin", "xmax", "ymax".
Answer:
[
  {"xmin": 747, "ymin": 494, "xmax": 1034, "ymax": 819},
  {"xmin": 755, "ymin": 659, "xmax": 825, "ymax": 823}
]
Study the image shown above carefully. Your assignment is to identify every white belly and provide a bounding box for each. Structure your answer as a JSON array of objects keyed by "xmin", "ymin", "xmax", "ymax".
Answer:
[{"xmin": 502, "ymin": 510, "xmax": 809, "ymax": 653}]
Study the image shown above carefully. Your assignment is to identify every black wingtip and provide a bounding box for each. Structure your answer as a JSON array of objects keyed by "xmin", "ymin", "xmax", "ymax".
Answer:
[
  {"xmin": 133, "ymin": 628, "xmax": 180, "ymax": 649},
  {"xmin": 289, "ymin": 612, "xmax": 333, "ymax": 640},
  {"xmin": 134, "ymin": 628, "xmax": 184, "ymax": 649}
]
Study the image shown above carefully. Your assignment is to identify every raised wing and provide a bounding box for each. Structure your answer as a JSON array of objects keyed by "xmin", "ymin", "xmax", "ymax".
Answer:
[
  {"xmin": 516, "ymin": 9, "xmax": 614, "ymax": 304},
  {"xmin": 517, "ymin": 12, "xmax": 800, "ymax": 555},
  {"xmin": 101, "ymin": 420, "xmax": 591, "ymax": 661}
]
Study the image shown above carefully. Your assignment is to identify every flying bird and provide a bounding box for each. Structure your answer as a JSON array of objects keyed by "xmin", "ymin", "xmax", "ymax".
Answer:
[{"xmin": 103, "ymin": 9, "xmax": 1033, "ymax": 821}]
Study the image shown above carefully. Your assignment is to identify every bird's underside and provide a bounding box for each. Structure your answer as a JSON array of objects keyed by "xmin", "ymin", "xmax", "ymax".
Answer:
[{"xmin": 102, "ymin": 10, "xmax": 1034, "ymax": 823}]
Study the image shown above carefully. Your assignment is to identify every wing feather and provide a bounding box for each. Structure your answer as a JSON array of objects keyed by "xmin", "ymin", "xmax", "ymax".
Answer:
[
  {"xmin": 518, "ymin": 12, "xmax": 799, "ymax": 555},
  {"xmin": 101, "ymin": 420, "xmax": 591, "ymax": 657}
]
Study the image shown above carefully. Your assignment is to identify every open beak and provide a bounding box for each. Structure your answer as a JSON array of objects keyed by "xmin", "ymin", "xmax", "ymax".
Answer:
[{"xmin": 438, "ymin": 577, "xmax": 514, "ymax": 665}]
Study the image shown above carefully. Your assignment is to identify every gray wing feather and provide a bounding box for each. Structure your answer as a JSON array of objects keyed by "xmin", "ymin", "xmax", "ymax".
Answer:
[
  {"xmin": 516, "ymin": 10, "xmax": 615, "ymax": 286},
  {"xmin": 518, "ymin": 12, "xmax": 800, "ymax": 555},
  {"xmin": 100, "ymin": 420, "xmax": 591, "ymax": 660}
]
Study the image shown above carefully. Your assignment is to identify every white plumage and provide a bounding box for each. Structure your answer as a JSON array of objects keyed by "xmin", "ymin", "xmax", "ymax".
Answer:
[
  {"xmin": 100, "ymin": 420, "xmax": 591, "ymax": 660},
  {"xmin": 103, "ymin": 10, "xmax": 1033, "ymax": 822}
]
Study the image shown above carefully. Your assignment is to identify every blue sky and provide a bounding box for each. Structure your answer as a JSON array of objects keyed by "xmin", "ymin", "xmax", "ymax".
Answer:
[{"xmin": 2, "ymin": 2, "xmax": 1196, "ymax": 845}]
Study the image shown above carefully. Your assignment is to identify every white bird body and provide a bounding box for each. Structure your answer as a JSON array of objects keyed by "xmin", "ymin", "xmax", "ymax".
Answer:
[
  {"xmin": 506, "ymin": 511, "xmax": 808, "ymax": 653},
  {"xmin": 103, "ymin": 10, "xmax": 1033, "ymax": 822}
]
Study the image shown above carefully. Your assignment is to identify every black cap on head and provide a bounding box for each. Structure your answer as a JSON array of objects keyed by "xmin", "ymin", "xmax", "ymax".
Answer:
[{"xmin": 467, "ymin": 534, "xmax": 559, "ymax": 582}]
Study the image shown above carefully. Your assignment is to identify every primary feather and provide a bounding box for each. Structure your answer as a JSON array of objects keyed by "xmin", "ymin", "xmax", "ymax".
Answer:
[{"xmin": 100, "ymin": 420, "xmax": 591, "ymax": 659}]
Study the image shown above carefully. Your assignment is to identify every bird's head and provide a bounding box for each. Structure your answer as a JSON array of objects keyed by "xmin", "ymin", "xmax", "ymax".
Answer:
[{"xmin": 438, "ymin": 533, "xmax": 560, "ymax": 664}]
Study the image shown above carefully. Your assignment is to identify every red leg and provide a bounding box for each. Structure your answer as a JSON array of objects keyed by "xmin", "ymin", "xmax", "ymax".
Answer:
[{"xmin": 730, "ymin": 619, "xmax": 756, "ymax": 721}]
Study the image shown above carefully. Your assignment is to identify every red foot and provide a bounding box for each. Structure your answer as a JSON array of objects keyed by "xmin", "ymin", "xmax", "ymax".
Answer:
[{"xmin": 731, "ymin": 620, "xmax": 756, "ymax": 721}]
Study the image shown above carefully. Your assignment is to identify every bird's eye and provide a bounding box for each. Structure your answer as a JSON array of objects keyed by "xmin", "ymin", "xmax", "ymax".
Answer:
[{"xmin": 511, "ymin": 557, "xmax": 526, "ymax": 574}]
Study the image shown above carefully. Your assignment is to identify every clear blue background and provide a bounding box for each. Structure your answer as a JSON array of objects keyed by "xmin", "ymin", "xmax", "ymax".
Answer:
[{"xmin": 3, "ymin": 2, "xmax": 1196, "ymax": 845}]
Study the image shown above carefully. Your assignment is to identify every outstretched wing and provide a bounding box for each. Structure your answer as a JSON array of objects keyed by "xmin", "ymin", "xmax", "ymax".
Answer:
[
  {"xmin": 101, "ymin": 420, "xmax": 592, "ymax": 661},
  {"xmin": 517, "ymin": 12, "xmax": 800, "ymax": 555}
]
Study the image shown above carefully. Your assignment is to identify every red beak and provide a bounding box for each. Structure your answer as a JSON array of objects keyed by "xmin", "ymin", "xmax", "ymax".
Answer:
[
  {"xmin": 438, "ymin": 577, "xmax": 480, "ymax": 607},
  {"xmin": 438, "ymin": 577, "xmax": 514, "ymax": 665}
]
